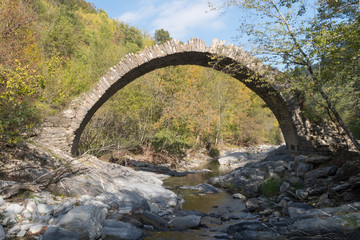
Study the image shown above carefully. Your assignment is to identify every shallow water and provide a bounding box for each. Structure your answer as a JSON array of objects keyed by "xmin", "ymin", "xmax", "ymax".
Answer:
[{"xmin": 146, "ymin": 161, "xmax": 247, "ymax": 239}]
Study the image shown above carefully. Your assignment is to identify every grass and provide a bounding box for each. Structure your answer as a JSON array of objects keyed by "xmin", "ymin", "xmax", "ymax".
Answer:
[{"xmin": 261, "ymin": 177, "xmax": 280, "ymax": 197}]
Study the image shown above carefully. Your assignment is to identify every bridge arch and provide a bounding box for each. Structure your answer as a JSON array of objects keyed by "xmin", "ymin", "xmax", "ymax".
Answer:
[{"xmin": 39, "ymin": 38, "xmax": 314, "ymax": 155}]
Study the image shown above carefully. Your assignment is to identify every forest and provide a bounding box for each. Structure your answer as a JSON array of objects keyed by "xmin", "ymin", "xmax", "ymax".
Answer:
[{"xmin": 0, "ymin": 0, "xmax": 359, "ymax": 163}]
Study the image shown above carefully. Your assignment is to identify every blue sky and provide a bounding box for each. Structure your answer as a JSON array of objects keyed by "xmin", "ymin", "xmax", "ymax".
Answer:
[{"xmin": 87, "ymin": 0, "xmax": 241, "ymax": 46}]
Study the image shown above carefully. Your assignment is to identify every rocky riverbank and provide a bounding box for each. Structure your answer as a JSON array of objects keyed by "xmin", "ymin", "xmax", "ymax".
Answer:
[
  {"xmin": 206, "ymin": 145, "xmax": 360, "ymax": 239},
  {"xmin": 0, "ymin": 142, "xmax": 359, "ymax": 239}
]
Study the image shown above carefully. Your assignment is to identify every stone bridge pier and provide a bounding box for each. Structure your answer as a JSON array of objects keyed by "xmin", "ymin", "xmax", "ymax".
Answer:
[{"xmin": 37, "ymin": 38, "xmax": 330, "ymax": 155}]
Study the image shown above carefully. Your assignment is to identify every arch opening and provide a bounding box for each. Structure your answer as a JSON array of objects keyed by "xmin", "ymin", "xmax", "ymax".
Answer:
[{"xmin": 78, "ymin": 64, "xmax": 285, "ymax": 156}]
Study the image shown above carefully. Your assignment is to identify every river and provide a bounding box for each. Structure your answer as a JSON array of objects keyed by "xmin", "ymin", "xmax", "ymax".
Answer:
[{"xmin": 146, "ymin": 160, "xmax": 248, "ymax": 239}]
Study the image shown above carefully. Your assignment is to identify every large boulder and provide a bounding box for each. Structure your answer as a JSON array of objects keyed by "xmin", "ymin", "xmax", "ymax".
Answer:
[
  {"xmin": 169, "ymin": 215, "xmax": 202, "ymax": 230},
  {"xmin": 218, "ymin": 152, "xmax": 248, "ymax": 166},
  {"xmin": 208, "ymin": 167, "xmax": 266, "ymax": 198},
  {"xmin": 57, "ymin": 204, "xmax": 107, "ymax": 240},
  {"xmin": 140, "ymin": 211, "xmax": 169, "ymax": 230},
  {"xmin": 42, "ymin": 227, "xmax": 79, "ymax": 240},
  {"xmin": 102, "ymin": 220, "xmax": 143, "ymax": 240},
  {"xmin": 304, "ymin": 166, "xmax": 337, "ymax": 181},
  {"xmin": 123, "ymin": 182, "xmax": 179, "ymax": 210}
]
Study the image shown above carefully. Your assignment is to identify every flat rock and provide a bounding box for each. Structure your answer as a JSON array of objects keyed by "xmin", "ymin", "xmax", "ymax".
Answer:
[
  {"xmin": 305, "ymin": 155, "xmax": 330, "ymax": 164},
  {"xmin": 234, "ymin": 230, "xmax": 282, "ymax": 240},
  {"xmin": 102, "ymin": 219, "xmax": 143, "ymax": 240},
  {"xmin": 169, "ymin": 215, "xmax": 202, "ymax": 230},
  {"xmin": 218, "ymin": 153, "xmax": 248, "ymax": 165},
  {"xmin": 42, "ymin": 227, "xmax": 79, "ymax": 240},
  {"xmin": 0, "ymin": 226, "xmax": 4, "ymax": 240},
  {"xmin": 140, "ymin": 211, "xmax": 169, "ymax": 230},
  {"xmin": 123, "ymin": 183, "xmax": 179, "ymax": 210},
  {"xmin": 57, "ymin": 204, "xmax": 107, "ymax": 240},
  {"xmin": 28, "ymin": 223, "xmax": 45, "ymax": 234},
  {"xmin": 38, "ymin": 203, "xmax": 55, "ymax": 214},
  {"xmin": 181, "ymin": 183, "xmax": 220, "ymax": 193},
  {"xmin": 5, "ymin": 203, "xmax": 23, "ymax": 215},
  {"xmin": 295, "ymin": 163, "xmax": 313, "ymax": 177},
  {"xmin": 233, "ymin": 193, "xmax": 246, "ymax": 199},
  {"xmin": 51, "ymin": 200, "xmax": 75, "ymax": 217},
  {"xmin": 208, "ymin": 167, "xmax": 266, "ymax": 198},
  {"xmin": 304, "ymin": 166, "xmax": 337, "ymax": 180}
]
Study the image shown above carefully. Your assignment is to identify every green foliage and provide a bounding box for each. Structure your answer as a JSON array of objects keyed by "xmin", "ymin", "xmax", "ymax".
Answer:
[
  {"xmin": 0, "ymin": 61, "xmax": 45, "ymax": 142},
  {"xmin": 344, "ymin": 215, "xmax": 359, "ymax": 229},
  {"xmin": 212, "ymin": 0, "xmax": 360, "ymax": 150},
  {"xmin": 261, "ymin": 177, "xmax": 280, "ymax": 198},
  {"xmin": 152, "ymin": 128, "xmax": 189, "ymax": 159},
  {"xmin": 154, "ymin": 29, "xmax": 171, "ymax": 44},
  {"xmin": 208, "ymin": 147, "xmax": 220, "ymax": 158},
  {"xmin": 0, "ymin": 0, "xmax": 284, "ymax": 157}
]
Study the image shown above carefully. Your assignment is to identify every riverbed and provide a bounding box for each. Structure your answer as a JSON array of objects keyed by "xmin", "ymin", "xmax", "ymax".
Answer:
[{"xmin": 146, "ymin": 160, "xmax": 248, "ymax": 239}]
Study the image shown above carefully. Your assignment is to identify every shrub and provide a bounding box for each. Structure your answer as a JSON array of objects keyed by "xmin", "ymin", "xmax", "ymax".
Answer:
[
  {"xmin": 261, "ymin": 177, "xmax": 280, "ymax": 197},
  {"xmin": 208, "ymin": 147, "xmax": 220, "ymax": 158}
]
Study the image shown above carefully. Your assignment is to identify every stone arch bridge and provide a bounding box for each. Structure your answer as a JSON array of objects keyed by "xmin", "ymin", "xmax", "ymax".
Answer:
[{"xmin": 38, "ymin": 38, "xmax": 324, "ymax": 155}]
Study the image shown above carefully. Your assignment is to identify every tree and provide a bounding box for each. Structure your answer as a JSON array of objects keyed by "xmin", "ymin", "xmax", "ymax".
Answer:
[
  {"xmin": 154, "ymin": 29, "xmax": 171, "ymax": 44},
  {"xmin": 211, "ymin": 0, "xmax": 360, "ymax": 151}
]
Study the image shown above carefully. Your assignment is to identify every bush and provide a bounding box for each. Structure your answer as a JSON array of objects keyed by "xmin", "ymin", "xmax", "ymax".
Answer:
[
  {"xmin": 261, "ymin": 177, "xmax": 280, "ymax": 197},
  {"xmin": 208, "ymin": 147, "xmax": 220, "ymax": 158},
  {"xmin": 152, "ymin": 128, "xmax": 188, "ymax": 159}
]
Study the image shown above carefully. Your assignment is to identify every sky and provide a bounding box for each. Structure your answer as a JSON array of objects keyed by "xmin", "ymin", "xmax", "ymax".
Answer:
[{"xmin": 87, "ymin": 0, "xmax": 241, "ymax": 46}]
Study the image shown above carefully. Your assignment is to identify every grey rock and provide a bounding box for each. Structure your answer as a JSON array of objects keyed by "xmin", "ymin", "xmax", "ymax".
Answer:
[
  {"xmin": 232, "ymin": 193, "xmax": 246, "ymax": 199},
  {"xmin": 284, "ymin": 173, "xmax": 303, "ymax": 186},
  {"xmin": 218, "ymin": 152, "xmax": 248, "ymax": 165},
  {"xmin": 5, "ymin": 203, "xmax": 23, "ymax": 215},
  {"xmin": 305, "ymin": 155, "xmax": 330, "ymax": 164},
  {"xmin": 304, "ymin": 166, "xmax": 337, "ymax": 180},
  {"xmin": 42, "ymin": 227, "xmax": 79, "ymax": 240},
  {"xmin": 38, "ymin": 203, "xmax": 54, "ymax": 215},
  {"xmin": 57, "ymin": 204, "xmax": 107, "ymax": 240},
  {"xmin": 115, "ymin": 190, "xmax": 151, "ymax": 212},
  {"xmin": 123, "ymin": 183, "xmax": 179, "ymax": 210},
  {"xmin": 181, "ymin": 183, "xmax": 220, "ymax": 194},
  {"xmin": 227, "ymin": 221, "xmax": 268, "ymax": 234},
  {"xmin": 234, "ymin": 230, "xmax": 282, "ymax": 240},
  {"xmin": 0, "ymin": 197, "xmax": 4, "ymax": 205},
  {"xmin": 208, "ymin": 167, "xmax": 266, "ymax": 198},
  {"xmin": 169, "ymin": 215, "xmax": 202, "ymax": 230},
  {"xmin": 332, "ymin": 182, "xmax": 351, "ymax": 192},
  {"xmin": 0, "ymin": 226, "xmax": 4, "ymax": 240},
  {"xmin": 280, "ymin": 182, "xmax": 290, "ymax": 193},
  {"xmin": 140, "ymin": 211, "xmax": 169, "ymax": 230},
  {"xmin": 7, "ymin": 225, "xmax": 21, "ymax": 236},
  {"xmin": 308, "ymin": 187, "xmax": 328, "ymax": 196},
  {"xmin": 288, "ymin": 161, "xmax": 297, "ymax": 171},
  {"xmin": 16, "ymin": 230, "xmax": 27, "ymax": 238},
  {"xmin": 295, "ymin": 189, "xmax": 309, "ymax": 199},
  {"xmin": 274, "ymin": 165, "xmax": 286, "ymax": 173},
  {"xmin": 295, "ymin": 162, "xmax": 313, "ymax": 177},
  {"xmin": 288, "ymin": 215, "xmax": 351, "ymax": 236},
  {"xmin": 294, "ymin": 155, "xmax": 308, "ymax": 162},
  {"xmin": 51, "ymin": 200, "xmax": 75, "ymax": 217},
  {"xmin": 316, "ymin": 192, "xmax": 333, "ymax": 207},
  {"xmin": 28, "ymin": 223, "xmax": 44, "ymax": 234},
  {"xmin": 245, "ymin": 198, "xmax": 260, "ymax": 212},
  {"xmin": 335, "ymin": 160, "xmax": 360, "ymax": 181},
  {"xmin": 102, "ymin": 219, "xmax": 143, "ymax": 240}
]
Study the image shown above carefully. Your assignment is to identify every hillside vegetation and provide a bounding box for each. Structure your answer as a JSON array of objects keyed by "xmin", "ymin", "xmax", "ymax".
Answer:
[
  {"xmin": 0, "ymin": 0, "xmax": 283, "ymax": 162},
  {"xmin": 3, "ymin": 0, "xmax": 358, "ymax": 163}
]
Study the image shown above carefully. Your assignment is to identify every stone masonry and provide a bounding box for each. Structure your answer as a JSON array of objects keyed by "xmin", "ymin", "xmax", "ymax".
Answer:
[{"xmin": 35, "ymin": 38, "xmax": 334, "ymax": 155}]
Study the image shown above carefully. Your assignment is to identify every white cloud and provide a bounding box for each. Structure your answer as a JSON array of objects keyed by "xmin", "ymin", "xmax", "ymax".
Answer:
[{"xmin": 117, "ymin": 0, "xmax": 225, "ymax": 40}]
